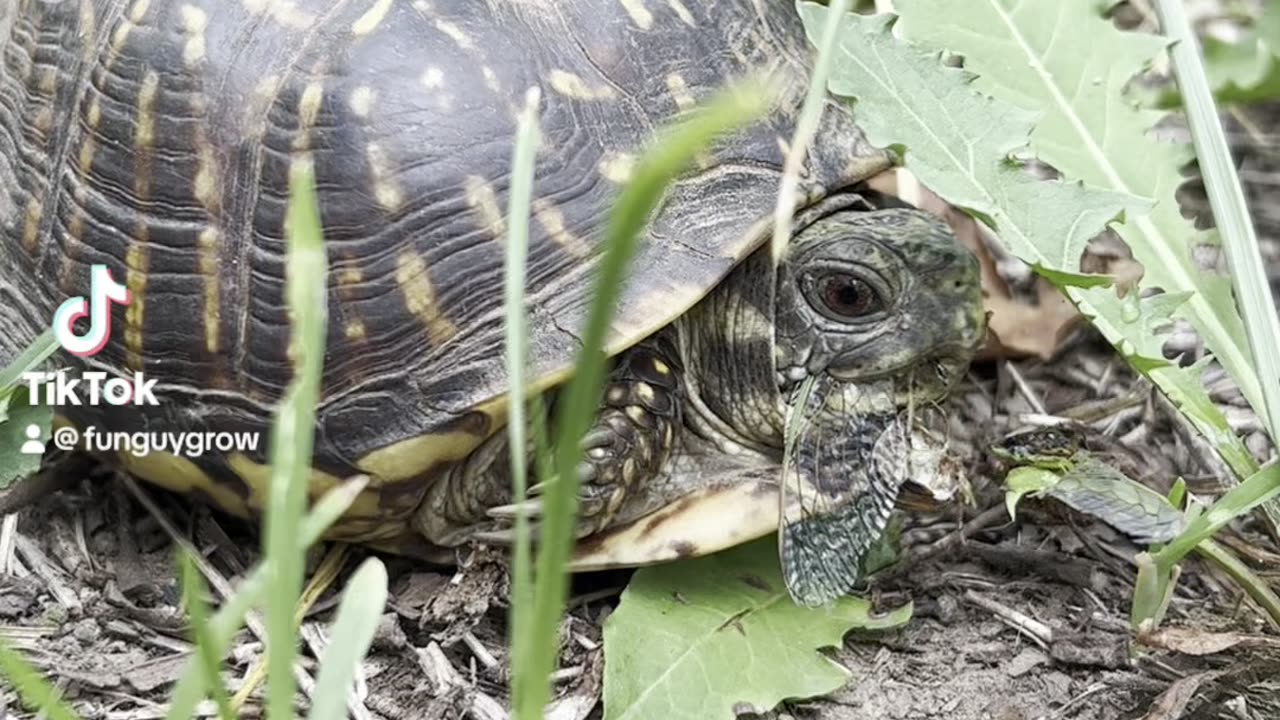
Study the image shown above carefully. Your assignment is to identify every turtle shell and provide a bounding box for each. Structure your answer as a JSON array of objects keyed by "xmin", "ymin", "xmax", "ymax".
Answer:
[{"xmin": 0, "ymin": 0, "xmax": 890, "ymax": 540}]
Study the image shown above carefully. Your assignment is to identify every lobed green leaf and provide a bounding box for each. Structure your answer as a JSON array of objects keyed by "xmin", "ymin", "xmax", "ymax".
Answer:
[
  {"xmin": 886, "ymin": 0, "xmax": 1265, "ymax": 460},
  {"xmin": 0, "ymin": 387, "xmax": 51, "ymax": 490},
  {"xmin": 603, "ymin": 538, "xmax": 910, "ymax": 720}
]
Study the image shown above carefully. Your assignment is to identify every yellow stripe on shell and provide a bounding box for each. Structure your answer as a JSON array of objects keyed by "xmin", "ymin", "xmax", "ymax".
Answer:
[
  {"xmin": 532, "ymin": 198, "xmax": 591, "ymax": 258},
  {"xmin": 78, "ymin": 0, "xmax": 96, "ymax": 64},
  {"xmin": 227, "ymin": 452, "xmax": 383, "ymax": 522},
  {"xmin": 420, "ymin": 66, "xmax": 444, "ymax": 89},
  {"xmin": 197, "ymin": 229, "xmax": 220, "ymax": 352},
  {"xmin": 618, "ymin": 0, "xmax": 653, "ymax": 29},
  {"xmin": 241, "ymin": 0, "xmax": 314, "ymax": 28},
  {"xmin": 355, "ymin": 397, "xmax": 504, "ymax": 482},
  {"xmin": 124, "ymin": 70, "xmax": 159, "ymax": 372},
  {"xmin": 344, "ymin": 319, "xmax": 367, "ymax": 340},
  {"xmin": 119, "ymin": 449, "xmax": 253, "ymax": 518},
  {"xmin": 464, "ymin": 176, "xmax": 505, "ymax": 237},
  {"xmin": 597, "ymin": 152, "xmax": 635, "ymax": 183},
  {"xmin": 349, "ymin": 86, "xmax": 376, "ymax": 117},
  {"xmin": 123, "ymin": 241, "xmax": 148, "ymax": 371},
  {"xmin": 547, "ymin": 70, "xmax": 615, "ymax": 101},
  {"xmin": 366, "ymin": 143, "xmax": 404, "ymax": 212},
  {"xmin": 394, "ymin": 250, "xmax": 457, "ymax": 345},
  {"xmin": 352, "ymin": 0, "xmax": 394, "ymax": 36},
  {"xmin": 569, "ymin": 482, "xmax": 779, "ymax": 569},
  {"xmin": 21, "ymin": 200, "xmax": 41, "ymax": 255},
  {"xmin": 180, "ymin": 5, "xmax": 209, "ymax": 66},
  {"xmin": 128, "ymin": 0, "xmax": 150, "ymax": 22},
  {"xmin": 666, "ymin": 0, "xmax": 695, "ymax": 26},
  {"xmin": 433, "ymin": 19, "xmax": 473, "ymax": 50},
  {"xmin": 293, "ymin": 81, "xmax": 324, "ymax": 151}
]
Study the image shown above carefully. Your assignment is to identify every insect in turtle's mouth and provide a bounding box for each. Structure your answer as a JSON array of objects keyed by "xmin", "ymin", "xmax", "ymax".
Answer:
[{"xmin": 776, "ymin": 345, "xmax": 972, "ymax": 401}]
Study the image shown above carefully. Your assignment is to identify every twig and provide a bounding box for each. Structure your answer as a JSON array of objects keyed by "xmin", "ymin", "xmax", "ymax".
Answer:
[
  {"xmin": 963, "ymin": 590, "xmax": 1053, "ymax": 647},
  {"xmin": 566, "ymin": 586, "xmax": 624, "ymax": 609},
  {"xmin": 549, "ymin": 665, "xmax": 583, "ymax": 683},
  {"xmin": 72, "ymin": 512, "xmax": 94, "ymax": 572},
  {"xmin": 461, "ymin": 631, "xmax": 500, "ymax": 670},
  {"xmin": 965, "ymin": 542, "xmax": 1104, "ymax": 590},
  {"xmin": 1, "ymin": 513, "xmax": 18, "ymax": 575},
  {"xmin": 414, "ymin": 641, "xmax": 461, "ymax": 696},
  {"xmin": 1048, "ymin": 681, "xmax": 1111, "ymax": 720},
  {"xmin": 1005, "ymin": 361, "xmax": 1048, "ymax": 415},
  {"xmin": 14, "ymin": 533, "xmax": 80, "ymax": 615},
  {"xmin": 414, "ymin": 641, "xmax": 507, "ymax": 719}
]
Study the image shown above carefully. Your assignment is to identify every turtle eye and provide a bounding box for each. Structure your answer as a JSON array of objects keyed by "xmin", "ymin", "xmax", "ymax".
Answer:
[{"xmin": 814, "ymin": 273, "xmax": 881, "ymax": 319}]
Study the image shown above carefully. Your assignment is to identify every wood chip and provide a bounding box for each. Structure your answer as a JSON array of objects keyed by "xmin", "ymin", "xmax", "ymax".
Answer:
[
  {"xmin": 125, "ymin": 652, "xmax": 193, "ymax": 693},
  {"xmin": 14, "ymin": 532, "xmax": 81, "ymax": 615}
]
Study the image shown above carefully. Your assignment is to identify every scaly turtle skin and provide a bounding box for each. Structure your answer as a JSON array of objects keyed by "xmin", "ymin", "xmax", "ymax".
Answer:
[{"xmin": 0, "ymin": 0, "xmax": 985, "ymax": 604}]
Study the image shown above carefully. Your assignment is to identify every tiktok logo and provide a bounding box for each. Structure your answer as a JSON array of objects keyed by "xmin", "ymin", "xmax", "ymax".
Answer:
[{"xmin": 52, "ymin": 264, "xmax": 131, "ymax": 357}]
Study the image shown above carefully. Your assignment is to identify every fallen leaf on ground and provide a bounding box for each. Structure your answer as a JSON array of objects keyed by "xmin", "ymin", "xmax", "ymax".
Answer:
[
  {"xmin": 1139, "ymin": 626, "xmax": 1280, "ymax": 656},
  {"xmin": 603, "ymin": 537, "xmax": 910, "ymax": 720},
  {"xmin": 1142, "ymin": 671, "xmax": 1222, "ymax": 720}
]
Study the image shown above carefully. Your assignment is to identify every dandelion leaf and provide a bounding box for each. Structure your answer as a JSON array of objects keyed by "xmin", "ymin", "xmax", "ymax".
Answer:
[{"xmin": 602, "ymin": 538, "xmax": 909, "ymax": 720}]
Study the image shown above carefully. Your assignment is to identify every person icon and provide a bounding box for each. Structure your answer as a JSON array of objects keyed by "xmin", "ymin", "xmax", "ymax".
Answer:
[{"xmin": 20, "ymin": 424, "xmax": 45, "ymax": 456}]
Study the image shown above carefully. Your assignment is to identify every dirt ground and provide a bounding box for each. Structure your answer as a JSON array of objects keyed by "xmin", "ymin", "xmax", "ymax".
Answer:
[{"xmin": 3, "ymin": 44, "xmax": 1280, "ymax": 720}]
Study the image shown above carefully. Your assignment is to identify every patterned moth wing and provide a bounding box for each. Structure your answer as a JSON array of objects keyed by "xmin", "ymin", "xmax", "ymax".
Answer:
[
  {"xmin": 1050, "ymin": 453, "xmax": 1185, "ymax": 544},
  {"xmin": 778, "ymin": 375, "xmax": 909, "ymax": 606}
]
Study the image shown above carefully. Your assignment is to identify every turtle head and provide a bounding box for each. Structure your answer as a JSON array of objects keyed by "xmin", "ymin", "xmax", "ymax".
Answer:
[
  {"xmin": 775, "ymin": 207, "xmax": 985, "ymax": 404},
  {"xmin": 770, "ymin": 207, "xmax": 984, "ymax": 606}
]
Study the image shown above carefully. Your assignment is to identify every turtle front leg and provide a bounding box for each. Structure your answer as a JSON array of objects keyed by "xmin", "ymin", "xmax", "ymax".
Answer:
[
  {"xmin": 416, "ymin": 337, "xmax": 683, "ymax": 546},
  {"xmin": 537, "ymin": 338, "xmax": 683, "ymax": 536}
]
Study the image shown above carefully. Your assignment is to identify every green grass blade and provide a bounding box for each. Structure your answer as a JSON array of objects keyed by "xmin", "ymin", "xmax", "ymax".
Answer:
[
  {"xmin": 264, "ymin": 155, "xmax": 329, "ymax": 720},
  {"xmin": 1194, "ymin": 538, "xmax": 1280, "ymax": 629},
  {"xmin": 511, "ymin": 82, "xmax": 773, "ymax": 720},
  {"xmin": 772, "ymin": 0, "xmax": 850, "ymax": 263},
  {"xmin": 1131, "ymin": 552, "xmax": 1177, "ymax": 630},
  {"xmin": 505, "ymin": 87, "xmax": 541, "ymax": 692},
  {"xmin": 305, "ymin": 558, "xmax": 389, "ymax": 720},
  {"xmin": 164, "ymin": 476, "xmax": 368, "ymax": 720},
  {"xmin": 0, "ymin": 328, "xmax": 59, "ymax": 398},
  {"xmin": 178, "ymin": 550, "xmax": 235, "ymax": 720},
  {"xmin": 1155, "ymin": 461, "xmax": 1280, "ymax": 569},
  {"xmin": 1155, "ymin": 0, "xmax": 1280, "ymax": 443},
  {"xmin": 0, "ymin": 638, "xmax": 80, "ymax": 720}
]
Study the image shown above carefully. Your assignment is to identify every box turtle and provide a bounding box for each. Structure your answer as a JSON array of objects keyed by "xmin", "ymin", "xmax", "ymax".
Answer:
[{"xmin": 0, "ymin": 0, "xmax": 985, "ymax": 605}]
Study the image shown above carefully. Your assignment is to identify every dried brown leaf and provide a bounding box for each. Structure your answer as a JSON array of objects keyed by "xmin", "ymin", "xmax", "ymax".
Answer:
[{"xmin": 1140, "ymin": 626, "xmax": 1280, "ymax": 655}]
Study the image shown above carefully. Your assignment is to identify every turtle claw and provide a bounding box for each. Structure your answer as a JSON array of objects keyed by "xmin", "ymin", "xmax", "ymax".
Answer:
[
  {"xmin": 472, "ymin": 528, "xmax": 519, "ymax": 545},
  {"xmin": 526, "ymin": 461, "xmax": 600, "ymax": 496},
  {"xmin": 486, "ymin": 499, "xmax": 544, "ymax": 520},
  {"xmin": 582, "ymin": 429, "xmax": 615, "ymax": 450},
  {"xmin": 474, "ymin": 341, "xmax": 683, "ymax": 546}
]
